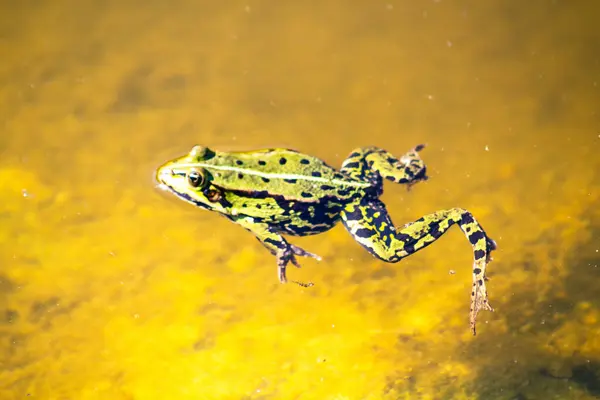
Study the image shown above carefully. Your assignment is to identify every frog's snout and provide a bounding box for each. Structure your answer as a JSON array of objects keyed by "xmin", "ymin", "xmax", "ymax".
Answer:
[{"xmin": 156, "ymin": 165, "xmax": 174, "ymax": 185}]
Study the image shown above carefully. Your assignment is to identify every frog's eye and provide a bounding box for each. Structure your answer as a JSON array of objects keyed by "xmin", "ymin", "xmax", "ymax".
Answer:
[{"xmin": 187, "ymin": 168, "xmax": 206, "ymax": 188}]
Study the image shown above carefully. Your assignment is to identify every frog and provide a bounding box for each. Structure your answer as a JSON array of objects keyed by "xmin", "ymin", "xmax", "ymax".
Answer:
[{"xmin": 156, "ymin": 144, "xmax": 497, "ymax": 335}]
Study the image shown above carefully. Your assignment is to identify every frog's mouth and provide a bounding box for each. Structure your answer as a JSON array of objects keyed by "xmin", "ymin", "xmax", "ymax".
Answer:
[
  {"xmin": 156, "ymin": 181, "xmax": 212, "ymax": 211},
  {"xmin": 155, "ymin": 167, "xmax": 175, "ymax": 194},
  {"xmin": 156, "ymin": 181, "xmax": 176, "ymax": 195}
]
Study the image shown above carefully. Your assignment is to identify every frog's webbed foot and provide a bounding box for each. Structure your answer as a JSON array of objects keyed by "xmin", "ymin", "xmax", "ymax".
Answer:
[
  {"xmin": 470, "ymin": 273, "xmax": 494, "ymax": 335},
  {"xmin": 469, "ymin": 237, "xmax": 497, "ymax": 335},
  {"xmin": 341, "ymin": 144, "xmax": 428, "ymax": 187},
  {"xmin": 276, "ymin": 244, "xmax": 322, "ymax": 283}
]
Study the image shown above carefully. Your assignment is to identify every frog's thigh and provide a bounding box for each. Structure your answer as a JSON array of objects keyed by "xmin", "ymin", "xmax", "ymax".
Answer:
[{"xmin": 340, "ymin": 199, "xmax": 403, "ymax": 262}]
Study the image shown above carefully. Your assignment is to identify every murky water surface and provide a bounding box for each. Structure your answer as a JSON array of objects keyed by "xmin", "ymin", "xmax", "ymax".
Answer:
[{"xmin": 1, "ymin": 1, "xmax": 599, "ymax": 399}]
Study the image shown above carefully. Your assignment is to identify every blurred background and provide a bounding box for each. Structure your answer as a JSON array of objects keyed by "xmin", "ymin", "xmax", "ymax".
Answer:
[{"xmin": 1, "ymin": 0, "xmax": 599, "ymax": 399}]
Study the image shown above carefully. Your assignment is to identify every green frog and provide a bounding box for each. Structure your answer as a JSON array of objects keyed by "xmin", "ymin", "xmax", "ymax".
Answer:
[{"xmin": 156, "ymin": 144, "xmax": 496, "ymax": 334}]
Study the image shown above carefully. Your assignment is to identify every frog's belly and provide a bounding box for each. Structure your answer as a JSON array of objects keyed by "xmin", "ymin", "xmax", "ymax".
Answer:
[
  {"xmin": 270, "ymin": 199, "xmax": 343, "ymax": 236},
  {"xmin": 272, "ymin": 216, "xmax": 340, "ymax": 236}
]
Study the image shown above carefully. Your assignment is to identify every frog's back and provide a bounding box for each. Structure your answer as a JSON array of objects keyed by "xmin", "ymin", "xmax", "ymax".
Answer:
[{"xmin": 206, "ymin": 148, "xmax": 368, "ymax": 201}]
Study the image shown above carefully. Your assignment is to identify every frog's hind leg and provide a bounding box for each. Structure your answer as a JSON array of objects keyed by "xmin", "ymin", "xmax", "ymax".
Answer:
[
  {"xmin": 341, "ymin": 144, "xmax": 428, "ymax": 188},
  {"xmin": 340, "ymin": 199, "xmax": 496, "ymax": 335}
]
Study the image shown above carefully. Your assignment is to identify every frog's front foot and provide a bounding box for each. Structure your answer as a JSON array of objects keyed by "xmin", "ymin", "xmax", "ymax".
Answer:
[{"xmin": 277, "ymin": 244, "xmax": 322, "ymax": 283}]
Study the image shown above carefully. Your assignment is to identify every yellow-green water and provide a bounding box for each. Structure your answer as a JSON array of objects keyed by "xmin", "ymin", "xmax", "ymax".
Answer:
[{"xmin": 1, "ymin": 1, "xmax": 599, "ymax": 399}]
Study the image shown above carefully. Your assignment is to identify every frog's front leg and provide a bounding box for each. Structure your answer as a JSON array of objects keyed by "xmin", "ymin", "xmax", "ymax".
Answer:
[
  {"xmin": 340, "ymin": 199, "xmax": 496, "ymax": 335},
  {"xmin": 234, "ymin": 217, "xmax": 322, "ymax": 283}
]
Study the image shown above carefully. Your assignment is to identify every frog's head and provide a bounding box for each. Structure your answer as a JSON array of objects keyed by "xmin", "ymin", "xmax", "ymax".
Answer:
[{"xmin": 156, "ymin": 145, "xmax": 232, "ymax": 214}]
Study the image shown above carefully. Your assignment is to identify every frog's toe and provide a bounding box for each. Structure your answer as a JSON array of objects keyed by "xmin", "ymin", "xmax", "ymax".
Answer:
[
  {"xmin": 276, "ymin": 249, "xmax": 303, "ymax": 283},
  {"xmin": 277, "ymin": 260, "xmax": 289, "ymax": 283},
  {"xmin": 290, "ymin": 244, "xmax": 322, "ymax": 262},
  {"xmin": 289, "ymin": 254, "xmax": 302, "ymax": 268},
  {"xmin": 277, "ymin": 245, "xmax": 321, "ymax": 284},
  {"xmin": 277, "ymin": 251, "xmax": 294, "ymax": 282},
  {"xmin": 470, "ymin": 281, "xmax": 494, "ymax": 335}
]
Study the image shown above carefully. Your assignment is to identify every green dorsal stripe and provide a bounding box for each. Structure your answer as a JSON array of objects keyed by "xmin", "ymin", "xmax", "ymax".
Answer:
[{"xmin": 173, "ymin": 162, "xmax": 372, "ymax": 188}]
